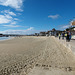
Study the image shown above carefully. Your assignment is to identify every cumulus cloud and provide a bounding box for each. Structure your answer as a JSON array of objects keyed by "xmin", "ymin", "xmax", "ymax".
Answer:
[
  {"xmin": 0, "ymin": 13, "xmax": 20, "ymax": 28},
  {"xmin": 0, "ymin": 10, "xmax": 18, "ymax": 24},
  {"xmin": 0, "ymin": 0, "xmax": 24, "ymax": 11},
  {"xmin": 10, "ymin": 21, "xmax": 17, "ymax": 25},
  {"xmin": 4, "ymin": 14, "xmax": 13, "ymax": 19},
  {"xmin": 3, "ymin": 25, "xmax": 20, "ymax": 27},
  {"xmin": 14, "ymin": 18, "xmax": 19, "ymax": 21},
  {"xmin": 62, "ymin": 25, "xmax": 71, "ymax": 29},
  {"xmin": 1, "ymin": 10, "xmax": 16, "ymax": 16},
  {"xmin": 27, "ymin": 27, "xmax": 34, "ymax": 31},
  {"xmin": 0, "ymin": 15, "xmax": 12, "ymax": 24},
  {"xmin": 0, "ymin": 10, "xmax": 20, "ymax": 28},
  {"xmin": 48, "ymin": 14, "xmax": 59, "ymax": 19},
  {"xmin": 0, "ymin": 27, "xmax": 34, "ymax": 34}
]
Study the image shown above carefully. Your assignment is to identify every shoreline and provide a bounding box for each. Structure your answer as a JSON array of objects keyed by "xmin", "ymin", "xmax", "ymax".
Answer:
[{"xmin": 0, "ymin": 37, "xmax": 15, "ymax": 41}]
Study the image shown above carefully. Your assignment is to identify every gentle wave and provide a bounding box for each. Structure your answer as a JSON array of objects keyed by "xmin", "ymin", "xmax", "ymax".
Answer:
[{"xmin": 0, "ymin": 37, "xmax": 11, "ymax": 40}]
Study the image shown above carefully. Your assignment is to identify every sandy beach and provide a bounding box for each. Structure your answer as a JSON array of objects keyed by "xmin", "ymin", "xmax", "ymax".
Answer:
[{"xmin": 0, "ymin": 36, "xmax": 75, "ymax": 75}]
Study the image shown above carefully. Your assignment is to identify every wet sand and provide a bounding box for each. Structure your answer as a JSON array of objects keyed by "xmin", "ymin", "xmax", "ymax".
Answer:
[{"xmin": 0, "ymin": 36, "xmax": 75, "ymax": 75}]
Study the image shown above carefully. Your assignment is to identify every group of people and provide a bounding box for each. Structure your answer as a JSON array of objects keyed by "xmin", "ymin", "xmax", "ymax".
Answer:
[{"xmin": 58, "ymin": 31, "xmax": 71, "ymax": 42}]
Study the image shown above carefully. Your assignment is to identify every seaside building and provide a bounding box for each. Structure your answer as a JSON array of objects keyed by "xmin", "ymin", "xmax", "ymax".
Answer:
[
  {"xmin": 65, "ymin": 21, "xmax": 75, "ymax": 39},
  {"xmin": 66, "ymin": 27, "xmax": 75, "ymax": 35},
  {"xmin": 47, "ymin": 28, "xmax": 62, "ymax": 36},
  {"xmin": 66, "ymin": 20, "xmax": 75, "ymax": 35},
  {"xmin": 35, "ymin": 33, "xmax": 39, "ymax": 36},
  {"xmin": 71, "ymin": 21, "xmax": 75, "ymax": 26},
  {"xmin": 39, "ymin": 32, "xmax": 46, "ymax": 36}
]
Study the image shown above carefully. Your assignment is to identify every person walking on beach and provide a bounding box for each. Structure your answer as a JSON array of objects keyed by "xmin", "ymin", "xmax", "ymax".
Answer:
[
  {"xmin": 59, "ymin": 33, "xmax": 61, "ymax": 40},
  {"xmin": 66, "ymin": 31, "xmax": 71, "ymax": 42},
  {"xmin": 66, "ymin": 31, "xmax": 69, "ymax": 42},
  {"xmin": 62, "ymin": 32, "xmax": 65, "ymax": 40},
  {"xmin": 69, "ymin": 31, "xmax": 71, "ymax": 41},
  {"xmin": 65, "ymin": 33, "xmax": 67, "ymax": 40}
]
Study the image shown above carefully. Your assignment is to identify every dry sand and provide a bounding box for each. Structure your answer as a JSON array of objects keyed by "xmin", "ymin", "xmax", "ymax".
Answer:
[{"xmin": 0, "ymin": 36, "xmax": 75, "ymax": 75}]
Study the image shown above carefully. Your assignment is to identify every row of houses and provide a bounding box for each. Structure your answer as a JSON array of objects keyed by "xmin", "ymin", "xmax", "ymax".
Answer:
[
  {"xmin": 35, "ymin": 28, "xmax": 63, "ymax": 36},
  {"xmin": 34, "ymin": 26, "xmax": 75, "ymax": 36}
]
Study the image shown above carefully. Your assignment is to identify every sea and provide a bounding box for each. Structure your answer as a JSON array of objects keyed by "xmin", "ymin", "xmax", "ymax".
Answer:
[{"xmin": 0, "ymin": 37, "xmax": 11, "ymax": 41}]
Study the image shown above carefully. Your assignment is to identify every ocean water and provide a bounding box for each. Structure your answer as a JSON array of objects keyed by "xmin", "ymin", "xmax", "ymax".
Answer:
[{"xmin": 0, "ymin": 37, "xmax": 11, "ymax": 41}]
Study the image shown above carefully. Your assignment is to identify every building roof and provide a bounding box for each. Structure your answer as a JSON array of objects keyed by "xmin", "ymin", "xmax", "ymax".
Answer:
[{"xmin": 72, "ymin": 21, "xmax": 75, "ymax": 25}]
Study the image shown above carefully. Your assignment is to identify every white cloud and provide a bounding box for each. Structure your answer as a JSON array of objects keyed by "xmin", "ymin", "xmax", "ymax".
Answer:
[
  {"xmin": 10, "ymin": 21, "xmax": 17, "ymax": 25},
  {"xmin": 0, "ymin": 27, "xmax": 34, "ymax": 34},
  {"xmin": 0, "ymin": 0, "xmax": 24, "ymax": 11},
  {"xmin": 18, "ymin": 13, "xmax": 22, "ymax": 15},
  {"xmin": 48, "ymin": 14, "xmax": 59, "ymax": 19},
  {"xmin": 0, "ymin": 11, "xmax": 18, "ymax": 25},
  {"xmin": 8, "ymin": 11, "xmax": 16, "ymax": 16},
  {"xmin": 61, "ymin": 25, "xmax": 71, "ymax": 29},
  {"xmin": 1, "ymin": 10, "xmax": 19, "ymax": 25},
  {"xmin": 1, "ymin": 10, "xmax": 16, "ymax": 16},
  {"xmin": 3, "ymin": 25, "xmax": 20, "ymax": 27},
  {"xmin": 0, "ymin": 15, "xmax": 12, "ymax": 24},
  {"xmin": 27, "ymin": 27, "xmax": 34, "ymax": 30},
  {"xmin": 14, "ymin": 18, "xmax": 19, "ymax": 21},
  {"xmin": 4, "ymin": 14, "xmax": 13, "ymax": 19},
  {"xmin": 5, "ymin": 10, "xmax": 16, "ymax": 16}
]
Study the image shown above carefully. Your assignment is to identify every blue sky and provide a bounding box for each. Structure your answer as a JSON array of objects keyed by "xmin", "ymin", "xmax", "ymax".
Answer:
[{"xmin": 0, "ymin": 0, "xmax": 75, "ymax": 34}]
